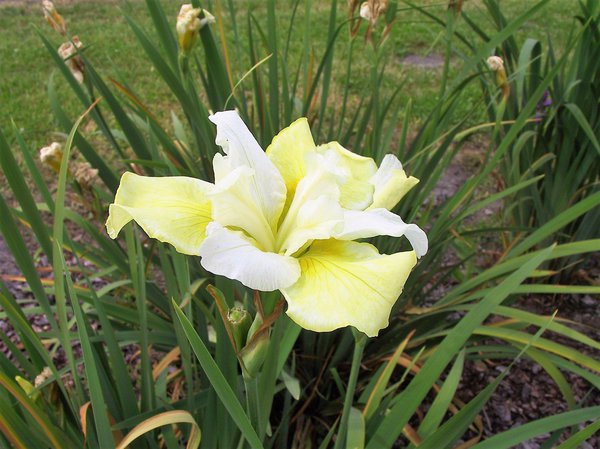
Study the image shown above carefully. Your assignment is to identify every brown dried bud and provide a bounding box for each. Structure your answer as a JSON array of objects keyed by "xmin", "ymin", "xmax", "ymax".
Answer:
[
  {"xmin": 39, "ymin": 142, "xmax": 63, "ymax": 172},
  {"xmin": 58, "ymin": 36, "xmax": 84, "ymax": 83},
  {"xmin": 42, "ymin": 0, "xmax": 67, "ymax": 36},
  {"xmin": 359, "ymin": 0, "xmax": 388, "ymax": 25},
  {"xmin": 72, "ymin": 161, "xmax": 98, "ymax": 188},
  {"xmin": 487, "ymin": 56, "xmax": 510, "ymax": 100}
]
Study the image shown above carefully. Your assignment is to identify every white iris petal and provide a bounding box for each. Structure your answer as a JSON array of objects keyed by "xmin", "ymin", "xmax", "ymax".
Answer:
[
  {"xmin": 209, "ymin": 111, "xmax": 287, "ymax": 234},
  {"xmin": 335, "ymin": 208, "xmax": 428, "ymax": 258},
  {"xmin": 199, "ymin": 222, "xmax": 301, "ymax": 291}
]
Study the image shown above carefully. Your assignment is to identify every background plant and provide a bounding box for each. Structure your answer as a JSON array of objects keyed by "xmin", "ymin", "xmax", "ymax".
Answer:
[
  {"xmin": 0, "ymin": 1, "xmax": 599, "ymax": 448},
  {"xmin": 475, "ymin": 0, "xmax": 600, "ymax": 276}
]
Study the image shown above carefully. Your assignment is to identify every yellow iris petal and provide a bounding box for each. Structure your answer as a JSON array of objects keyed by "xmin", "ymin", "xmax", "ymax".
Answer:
[
  {"xmin": 276, "ymin": 153, "xmax": 344, "ymax": 255},
  {"xmin": 106, "ymin": 172, "xmax": 212, "ymax": 255},
  {"xmin": 266, "ymin": 117, "xmax": 316, "ymax": 204},
  {"xmin": 282, "ymin": 240, "xmax": 417, "ymax": 337},
  {"xmin": 368, "ymin": 154, "xmax": 419, "ymax": 210},
  {"xmin": 316, "ymin": 142, "xmax": 377, "ymax": 210}
]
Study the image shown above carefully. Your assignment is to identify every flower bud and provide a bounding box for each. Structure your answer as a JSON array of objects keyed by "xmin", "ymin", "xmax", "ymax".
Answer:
[
  {"xmin": 42, "ymin": 0, "xmax": 67, "ymax": 36},
  {"xmin": 487, "ymin": 56, "xmax": 510, "ymax": 100},
  {"xmin": 73, "ymin": 161, "xmax": 98, "ymax": 188},
  {"xmin": 359, "ymin": 2, "xmax": 373, "ymax": 21},
  {"xmin": 39, "ymin": 142, "xmax": 63, "ymax": 172},
  {"xmin": 16, "ymin": 376, "xmax": 41, "ymax": 402},
  {"xmin": 486, "ymin": 56, "xmax": 504, "ymax": 72},
  {"xmin": 58, "ymin": 36, "xmax": 84, "ymax": 84},
  {"xmin": 359, "ymin": 0, "xmax": 388, "ymax": 24},
  {"xmin": 34, "ymin": 367, "xmax": 53, "ymax": 388},
  {"xmin": 240, "ymin": 335, "xmax": 269, "ymax": 379},
  {"xmin": 176, "ymin": 5, "xmax": 215, "ymax": 55},
  {"xmin": 239, "ymin": 314, "xmax": 270, "ymax": 379},
  {"xmin": 227, "ymin": 306, "xmax": 252, "ymax": 351}
]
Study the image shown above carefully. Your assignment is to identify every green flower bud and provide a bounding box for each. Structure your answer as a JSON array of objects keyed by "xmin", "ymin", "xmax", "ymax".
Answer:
[
  {"xmin": 239, "ymin": 314, "xmax": 270, "ymax": 379},
  {"xmin": 240, "ymin": 333, "xmax": 269, "ymax": 379},
  {"xmin": 227, "ymin": 306, "xmax": 252, "ymax": 351},
  {"xmin": 15, "ymin": 376, "xmax": 40, "ymax": 402}
]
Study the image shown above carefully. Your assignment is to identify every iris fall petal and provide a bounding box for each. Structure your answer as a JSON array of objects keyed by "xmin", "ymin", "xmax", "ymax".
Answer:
[
  {"xmin": 105, "ymin": 172, "xmax": 212, "ymax": 255},
  {"xmin": 282, "ymin": 240, "xmax": 417, "ymax": 337},
  {"xmin": 199, "ymin": 223, "xmax": 301, "ymax": 291}
]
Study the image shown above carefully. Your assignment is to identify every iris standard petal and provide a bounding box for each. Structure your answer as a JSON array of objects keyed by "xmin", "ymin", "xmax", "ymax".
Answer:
[
  {"xmin": 199, "ymin": 223, "xmax": 301, "ymax": 291},
  {"xmin": 368, "ymin": 154, "xmax": 419, "ymax": 210},
  {"xmin": 316, "ymin": 142, "xmax": 377, "ymax": 210},
  {"xmin": 278, "ymin": 195, "xmax": 344, "ymax": 256},
  {"xmin": 106, "ymin": 172, "xmax": 212, "ymax": 255},
  {"xmin": 210, "ymin": 165, "xmax": 277, "ymax": 251},
  {"xmin": 335, "ymin": 208, "xmax": 428, "ymax": 258},
  {"xmin": 266, "ymin": 117, "xmax": 316, "ymax": 203},
  {"xmin": 209, "ymin": 111, "xmax": 286, "ymax": 232},
  {"xmin": 276, "ymin": 153, "xmax": 344, "ymax": 255},
  {"xmin": 282, "ymin": 240, "xmax": 417, "ymax": 337}
]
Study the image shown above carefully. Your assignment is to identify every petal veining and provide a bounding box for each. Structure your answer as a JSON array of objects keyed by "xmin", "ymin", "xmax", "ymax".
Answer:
[
  {"xmin": 199, "ymin": 223, "xmax": 301, "ymax": 291},
  {"xmin": 106, "ymin": 172, "xmax": 212, "ymax": 255},
  {"xmin": 281, "ymin": 240, "xmax": 417, "ymax": 337}
]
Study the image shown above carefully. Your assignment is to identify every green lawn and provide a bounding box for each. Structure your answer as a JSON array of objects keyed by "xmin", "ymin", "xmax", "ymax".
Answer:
[{"xmin": 0, "ymin": 0, "xmax": 575, "ymax": 149}]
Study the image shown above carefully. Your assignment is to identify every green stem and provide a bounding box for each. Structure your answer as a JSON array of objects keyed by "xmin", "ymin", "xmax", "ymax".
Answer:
[
  {"xmin": 439, "ymin": 10, "xmax": 455, "ymax": 101},
  {"xmin": 244, "ymin": 375, "xmax": 262, "ymax": 446},
  {"xmin": 178, "ymin": 52, "xmax": 213, "ymax": 180},
  {"xmin": 333, "ymin": 332, "xmax": 367, "ymax": 449}
]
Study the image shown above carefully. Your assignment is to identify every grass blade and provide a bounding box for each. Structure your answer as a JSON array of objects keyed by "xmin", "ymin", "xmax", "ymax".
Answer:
[
  {"xmin": 471, "ymin": 406, "xmax": 600, "ymax": 449},
  {"xmin": 172, "ymin": 301, "xmax": 265, "ymax": 449},
  {"xmin": 365, "ymin": 245, "xmax": 554, "ymax": 448},
  {"xmin": 115, "ymin": 410, "xmax": 201, "ymax": 449}
]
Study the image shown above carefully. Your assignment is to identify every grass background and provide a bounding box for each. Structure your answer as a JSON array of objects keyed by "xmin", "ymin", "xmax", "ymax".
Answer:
[{"xmin": 0, "ymin": 0, "xmax": 575, "ymax": 150}]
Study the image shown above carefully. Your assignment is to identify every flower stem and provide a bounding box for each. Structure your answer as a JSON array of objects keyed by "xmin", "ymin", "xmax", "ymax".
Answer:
[
  {"xmin": 244, "ymin": 375, "xmax": 262, "ymax": 445},
  {"xmin": 333, "ymin": 331, "xmax": 367, "ymax": 449}
]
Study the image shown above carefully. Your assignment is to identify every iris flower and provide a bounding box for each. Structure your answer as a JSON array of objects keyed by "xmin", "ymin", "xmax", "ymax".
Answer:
[{"xmin": 106, "ymin": 111, "xmax": 427, "ymax": 337}]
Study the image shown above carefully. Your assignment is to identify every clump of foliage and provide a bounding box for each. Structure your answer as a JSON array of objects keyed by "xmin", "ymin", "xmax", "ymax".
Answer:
[{"xmin": 480, "ymin": 0, "xmax": 600, "ymax": 273}]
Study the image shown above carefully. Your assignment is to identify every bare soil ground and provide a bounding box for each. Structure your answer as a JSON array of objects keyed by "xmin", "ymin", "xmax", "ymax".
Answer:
[{"xmin": 460, "ymin": 290, "xmax": 600, "ymax": 448}]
